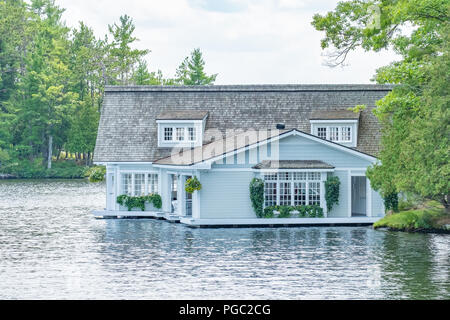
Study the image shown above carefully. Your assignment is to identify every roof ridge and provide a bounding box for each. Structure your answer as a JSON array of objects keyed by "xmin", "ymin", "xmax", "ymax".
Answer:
[{"xmin": 104, "ymin": 84, "xmax": 395, "ymax": 92}]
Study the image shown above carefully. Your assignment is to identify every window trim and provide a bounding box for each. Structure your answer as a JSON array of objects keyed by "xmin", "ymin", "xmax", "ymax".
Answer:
[
  {"xmin": 160, "ymin": 125, "xmax": 197, "ymax": 143},
  {"xmin": 120, "ymin": 171, "xmax": 160, "ymax": 197},
  {"xmin": 315, "ymin": 125, "xmax": 352, "ymax": 143},
  {"xmin": 263, "ymin": 171, "xmax": 323, "ymax": 208}
]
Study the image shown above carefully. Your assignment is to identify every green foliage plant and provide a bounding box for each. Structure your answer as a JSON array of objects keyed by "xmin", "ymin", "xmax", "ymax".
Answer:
[
  {"xmin": 185, "ymin": 176, "xmax": 202, "ymax": 194},
  {"xmin": 325, "ymin": 176, "xmax": 340, "ymax": 212},
  {"xmin": 249, "ymin": 178, "xmax": 264, "ymax": 218}
]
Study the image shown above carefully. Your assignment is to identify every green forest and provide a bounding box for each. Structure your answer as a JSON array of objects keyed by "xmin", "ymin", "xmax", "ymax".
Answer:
[{"xmin": 0, "ymin": 0, "xmax": 217, "ymax": 179}]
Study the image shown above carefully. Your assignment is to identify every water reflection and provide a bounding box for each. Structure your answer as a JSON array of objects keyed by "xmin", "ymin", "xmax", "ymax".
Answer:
[{"xmin": 0, "ymin": 180, "xmax": 449, "ymax": 299}]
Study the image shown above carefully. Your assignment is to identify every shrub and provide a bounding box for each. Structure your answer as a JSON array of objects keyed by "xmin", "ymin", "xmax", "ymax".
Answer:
[
  {"xmin": 85, "ymin": 165, "xmax": 106, "ymax": 182},
  {"xmin": 116, "ymin": 193, "xmax": 162, "ymax": 211},
  {"xmin": 250, "ymin": 178, "xmax": 265, "ymax": 217},
  {"xmin": 384, "ymin": 192, "xmax": 399, "ymax": 212}
]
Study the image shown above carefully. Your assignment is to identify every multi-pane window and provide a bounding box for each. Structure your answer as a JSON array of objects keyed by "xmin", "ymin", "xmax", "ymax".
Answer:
[
  {"xmin": 279, "ymin": 182, "xmax": 291, "ymax": 205},
  {"xmin": 163, "ymin": 126, "xmax": 196, "ymax": 142},
  {"xmin": 264, "ymin": 182, "xmax": 277, "ymax": 207},
  {"xmin": 148, "ymin": 173, "xmax": 158, "ymax": 194},
  {"xmin": 317, "ymin": 127, "xmax": 327, "ymax": 139},
  {"xmin": 308, "ymin": 172, "xmax": 321, "ymax": 180},
  {"xmin": 341, "ymin": 126, "xmax": 351, "ymax": 142},
  {"xmin": 121, "ymin": 173, "xmax": 159, "ymax": 197},
  {"xmin": 134, "ymin": 173, "xmax": 145, "ymax": 196},
  {"xmin": 188, "ymin": 127, "xmax": 196, "ymax": 141},
  {"xmin": 293, "ymin": 182, "xmax": 306, "ymax": 205},
  {"xmin": 121, "ymin": 173, "xmax": 132, "ymax": 196},
  {"xmin": 329, "ymin": 127, "xmax": 340, "ymax": 142},
  {"xmin": 308, "ymin": 182, "xmax": 321, "ymax": 205},
  {"xmin": 263, "ymin": 171, "xmax": 323, "ymax": 207},
  {"xmin": 176, "ymin": 127, "xmax": 185, "ymax": 141},
  {"xmin": 316, "ymin": 125, "xmax": 352, "ymax": 143},
  {"xmin": 164, "ymin": 127, "xmax": 173, "ymax": 141}
]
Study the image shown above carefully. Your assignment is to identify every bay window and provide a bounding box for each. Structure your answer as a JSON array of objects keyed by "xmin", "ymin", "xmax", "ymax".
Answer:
[{"xmin": 263, "ymin": 171, "xmax": 323, "ymax": 207}]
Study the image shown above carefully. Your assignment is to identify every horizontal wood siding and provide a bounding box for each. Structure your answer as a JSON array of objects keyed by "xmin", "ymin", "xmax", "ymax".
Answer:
[
  {"xmin": 199, "ymin": 171, "xmax": 256, "ymax": 218},
  {"xmin": 275, "ymin": 135, "xmax": 372, "ymax": 168},
  {"xmin": 327, "ymin": 171, "xmax": 349, "ymax": 217},
  {"xmin": 372, "ymin": 189, "xmax": 385, "ymax": 217}
]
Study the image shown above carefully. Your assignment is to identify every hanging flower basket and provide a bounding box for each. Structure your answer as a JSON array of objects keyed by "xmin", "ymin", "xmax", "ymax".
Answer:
[{"xmin": 185, "ymin": 176, "xmax": 202, "ymax": 194}]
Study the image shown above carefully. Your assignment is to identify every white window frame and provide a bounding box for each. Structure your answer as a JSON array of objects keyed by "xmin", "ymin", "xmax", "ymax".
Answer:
[
  {"xmin": 120, "ymin": 171, "xmax": 160, "ymax": 197},
  {"xmin": 315, "ymin": 125, "xmax": 352, "ymax": 143},
  {"xmin": 157, "ymin": 120, "xmax": 203, "ymax": 148},
  {"xmin": 263, "ymin": 171, "xmax": 323, "ymax": 207}
]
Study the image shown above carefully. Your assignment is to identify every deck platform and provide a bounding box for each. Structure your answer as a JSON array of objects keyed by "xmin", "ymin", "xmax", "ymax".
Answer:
[
  {"xmin": 180, "ymin": 217, "xmax": 381, "ymax": 228},
  {"xmin": 92, "ymin": 210, "xmax": 181, "ymax": 222},
  {"xmin": 92, "ymin": 210, "xmax": 381, "ymax": 228}
]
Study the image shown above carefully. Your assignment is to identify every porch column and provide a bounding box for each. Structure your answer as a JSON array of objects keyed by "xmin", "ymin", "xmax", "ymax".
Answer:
[
  {"xmin": 320, "ymin": 172, "xmax": 328, "ymax": 217},
  {"xmin": 192, "ymin": 171, "xmax": 201, "ymax": 219},
  {"xmin": 367, "ymin": 178, "xmax": 372, "ymax": 217},
  {"xmin": 177, "ymin": 174, "xmax": 185, "ymax": 216}
]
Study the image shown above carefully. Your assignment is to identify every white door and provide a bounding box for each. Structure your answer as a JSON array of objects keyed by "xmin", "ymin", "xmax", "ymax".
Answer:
[
  {"xmin": 107, "ymin": 172, "xmax": 115, "ymax": 210},
  {"xmin": 351, "ymin": 176, "xmax": 366, "ymax": 216}
]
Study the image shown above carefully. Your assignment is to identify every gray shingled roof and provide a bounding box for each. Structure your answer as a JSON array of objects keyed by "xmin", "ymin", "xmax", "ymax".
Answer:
[
  {"xmin": 94, "ymin": 84, "xmax": 393, "ymax": 162},
  {"xmin": 310, "ymin": 110, "xmax": 360, "ymax": 120},
  {"xmin": 253, "ymin": 160, "xmax": 334, "ymax": 170},
  {"xmin": 156, "ymin": 110, "xmax": 208, "ymax": 120}
]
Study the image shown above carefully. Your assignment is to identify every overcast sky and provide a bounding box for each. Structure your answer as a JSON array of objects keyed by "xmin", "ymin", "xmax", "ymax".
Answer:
[{"xmin": 57, "ymin": 0, "xmax": 399, "ymax": 84}]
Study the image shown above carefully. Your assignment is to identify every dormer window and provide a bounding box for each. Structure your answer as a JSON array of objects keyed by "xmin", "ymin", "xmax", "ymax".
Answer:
[
  {"xmin": 309, "ymin": 110, "xmax": 360, "ymax": 147},
  {"xmin": 316, "ymin": 126, "xmax": 352, "ymax": 143},
  {"xmin": 157, "ymin": 110, "xmax": 208, "ymax": 148}
]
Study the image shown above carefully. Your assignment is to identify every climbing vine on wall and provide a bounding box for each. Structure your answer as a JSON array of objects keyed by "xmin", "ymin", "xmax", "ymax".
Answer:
[
  {"xmin": 249, "ymin": 178, "xmax": 264, "ymax": 218},
  {"xmin": 325, "ymin": 176, "xmax": 340, "ymax": 212}
]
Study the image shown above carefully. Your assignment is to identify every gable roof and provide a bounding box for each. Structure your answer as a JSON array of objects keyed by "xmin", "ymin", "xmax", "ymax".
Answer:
[{"xmin": 93, "ymin": 84, "xmax": 393, "ymax": 163}]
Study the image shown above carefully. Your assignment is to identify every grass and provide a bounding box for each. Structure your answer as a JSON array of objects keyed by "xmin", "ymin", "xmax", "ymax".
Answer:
[{"xmin": 374, "ymin": 200, "xmax": 450, "ymax": 232}]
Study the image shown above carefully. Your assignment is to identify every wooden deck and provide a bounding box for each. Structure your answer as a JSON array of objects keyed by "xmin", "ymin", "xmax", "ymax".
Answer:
[
  {"xmin": 180, "ymin": 217, "xmax": 381, "ymax": 228},
  {"xmin": 92, "ymin": 210, "xmax": 381, "ymax": 228}
]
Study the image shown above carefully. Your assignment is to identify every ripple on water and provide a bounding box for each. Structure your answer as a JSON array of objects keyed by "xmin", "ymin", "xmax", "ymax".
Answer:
[{"xmin": 0, "ymin": 179, "xmax": 449, "ymax": 299}]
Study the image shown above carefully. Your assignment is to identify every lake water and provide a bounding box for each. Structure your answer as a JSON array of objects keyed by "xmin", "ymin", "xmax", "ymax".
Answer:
[{"xmin": 0, "ymin": 179, "xmax": 449, "ymax": 300}]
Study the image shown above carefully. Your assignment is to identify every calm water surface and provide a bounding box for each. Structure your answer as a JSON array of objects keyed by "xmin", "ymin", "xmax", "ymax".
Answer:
[{"xmin": 0, "ymin": 179, "xmax": 449, "ymax": 299}]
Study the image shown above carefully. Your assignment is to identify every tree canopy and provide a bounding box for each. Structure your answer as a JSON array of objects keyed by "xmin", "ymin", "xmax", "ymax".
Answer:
[
  {"xmin": 312, "ymin": 0, "xmax": 449, "ymax": 208},
  {"xmin": 0, "ymin": 0, "xmax": 218, "ymax": 176}
]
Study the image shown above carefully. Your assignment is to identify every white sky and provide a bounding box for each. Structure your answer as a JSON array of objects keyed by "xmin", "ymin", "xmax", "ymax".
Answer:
[{"xmin": 56, "ymin": 0, "xmax": 400, "ymax": 84}]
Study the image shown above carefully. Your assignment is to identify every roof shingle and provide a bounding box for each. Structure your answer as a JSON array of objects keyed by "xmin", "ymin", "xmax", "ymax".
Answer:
[{"xmin": 93, "ymin": 84, "xmax": 393, "ymax": 162}]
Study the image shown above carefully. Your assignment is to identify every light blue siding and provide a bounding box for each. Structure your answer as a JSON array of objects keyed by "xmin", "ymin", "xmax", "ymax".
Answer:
[
  {"xmin": 372, "ymin": 189, "xmax": 385, "ymax": 217},
  {"xmin": 212, "ymin": 134, "xmax": 373, "ymax": 168},
  {"xmin": 199, "ymin": 171, "xmax": 256, "ymax": 218},
  {"xmin": 274, "ymin": 135, "xmax": 372, "ymax": 168},
  {"xmin": 327, "ymin": 171, "xmax": 349, "ymax": 218}
]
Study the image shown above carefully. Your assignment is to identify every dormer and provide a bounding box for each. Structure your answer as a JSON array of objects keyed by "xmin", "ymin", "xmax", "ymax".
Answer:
[
  {"xmin": 309, "ymin": 110, "xmax": 360, "ymax": 148},
  {"xmin": 156, "ymin": 110, "xmax": 208, "ymax": 148}
]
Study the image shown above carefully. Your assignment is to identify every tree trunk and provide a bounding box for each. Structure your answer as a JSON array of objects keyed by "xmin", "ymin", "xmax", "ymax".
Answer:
[{"xmin": 47, "ymin": 135, "xmax": 53, "ymax": 169}]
